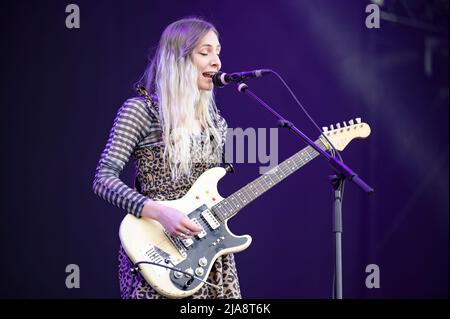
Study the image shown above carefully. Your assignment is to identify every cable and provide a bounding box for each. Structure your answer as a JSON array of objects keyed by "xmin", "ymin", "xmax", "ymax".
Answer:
[
  {"xmin": 268, "ymin": 70, "xmax": 343, "ymax": 162},
  {"xmin": 268, "ymin": 69, "xmax": 348, "ymax": 243},
  {"xmin": 131, "ymin": 260, "xmax": 221, "ymax": 290}
]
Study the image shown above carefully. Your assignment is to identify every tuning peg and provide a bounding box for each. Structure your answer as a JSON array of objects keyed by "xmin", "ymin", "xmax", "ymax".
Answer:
[
  {"xmin": 322, "ymin": 126, "xmax": 329, "ymax": 132},
  {"xmin": 356, "ymin": 117, "xmax": 361, "ymax": 124},
  {"xmin": 348, "ymin": 119, "xmax": 354, "ymax": 125},
  {"xmin": 329, "ymin": 124, "xmax": 334, "ymax": 130},
  {"xmin": 336, "ymin": 123, "xmax": 341, "ymax": 129}
]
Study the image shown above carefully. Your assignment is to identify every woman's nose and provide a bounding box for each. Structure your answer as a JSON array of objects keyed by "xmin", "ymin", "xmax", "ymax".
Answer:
[{"xmin": 211, "ymin": 55, "xmax": 221, "ymax": 69}]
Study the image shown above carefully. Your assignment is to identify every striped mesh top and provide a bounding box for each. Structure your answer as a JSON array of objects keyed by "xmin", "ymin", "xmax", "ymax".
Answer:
[
  {"xmin": 92, "ymin": 96, "xmax": 225, "ymax": 218},
  {"xmin": 92, "ymin": 97, "xmax": 161, "ymax": 218}
]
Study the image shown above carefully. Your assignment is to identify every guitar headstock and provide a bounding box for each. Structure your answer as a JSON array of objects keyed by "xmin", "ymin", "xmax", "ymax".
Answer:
[{"xmin": 320, "ymin": 118, "xmax": 371, "ymax": 151}]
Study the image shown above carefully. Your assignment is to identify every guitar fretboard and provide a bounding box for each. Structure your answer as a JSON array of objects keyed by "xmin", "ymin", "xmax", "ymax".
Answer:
[{"xmin": 212, "ymin": 138, "xmax": 328, "ymax": 222}]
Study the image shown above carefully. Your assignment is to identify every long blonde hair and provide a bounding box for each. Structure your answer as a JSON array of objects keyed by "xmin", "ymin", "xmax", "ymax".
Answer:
[{"xmin": 137, "ymin": 17, "xmax": 224, "ymax": 181}]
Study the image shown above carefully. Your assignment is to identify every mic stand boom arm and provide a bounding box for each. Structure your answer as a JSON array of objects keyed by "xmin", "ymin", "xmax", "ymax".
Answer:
[{"xmin": 235, "ymin": 82, "xmax": 374, "ymax": 299}]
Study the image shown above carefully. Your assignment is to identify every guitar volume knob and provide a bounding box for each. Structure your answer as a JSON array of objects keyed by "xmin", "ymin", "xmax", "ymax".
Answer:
[
  {"xmin": 185, "ymin": 268, "xmax": 194, "ymax": 278},
  {"xmin": 173, "ymin": 271, "xmax": 183, "ymax": 279},
  {"xmin": 199, "ymin": 257, "xmax": 208, "ymax": 267},
  {"xmin": 195, "ymin": 267, "xmax": 204, "ymax": 277}
]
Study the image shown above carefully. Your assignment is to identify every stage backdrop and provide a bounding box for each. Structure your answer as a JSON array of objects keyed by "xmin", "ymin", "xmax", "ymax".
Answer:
[{"xmin": 0, "ymin": 0, "xmax": 448, "ymax": 298}]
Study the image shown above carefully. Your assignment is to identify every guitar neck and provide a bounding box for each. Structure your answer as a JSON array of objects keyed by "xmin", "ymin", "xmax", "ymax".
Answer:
[{"xmin": 213, "ymin": 138, "xmax": 328, "ymax": 222}]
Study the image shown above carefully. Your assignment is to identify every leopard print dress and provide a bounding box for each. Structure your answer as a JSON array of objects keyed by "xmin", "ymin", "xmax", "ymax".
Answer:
[{"xmin": 117, "ymin": 97, "xmax": 242, "ymax": 299}]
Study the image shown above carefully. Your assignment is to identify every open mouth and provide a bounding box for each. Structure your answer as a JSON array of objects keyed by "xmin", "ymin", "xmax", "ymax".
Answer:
[{"xmin": 202, "ymin": 72, "xmax": 216, "ymax": 79}]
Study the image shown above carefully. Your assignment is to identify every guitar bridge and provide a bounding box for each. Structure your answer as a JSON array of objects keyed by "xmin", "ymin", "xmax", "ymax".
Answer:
[{"xmin": 164, "ymin": 230, "xmax": 188, "ymax": 258}]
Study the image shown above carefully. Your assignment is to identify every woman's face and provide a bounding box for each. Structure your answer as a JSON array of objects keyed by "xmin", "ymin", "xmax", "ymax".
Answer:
[{"xmin": 192, "ymin": 30, "xmax": 222, "ymax": 91}]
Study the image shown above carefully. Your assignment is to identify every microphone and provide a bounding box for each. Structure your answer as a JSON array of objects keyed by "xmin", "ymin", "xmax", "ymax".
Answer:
[{"xmin": 212, "ymin": 69, "xmax": 272, "ymax": 87}]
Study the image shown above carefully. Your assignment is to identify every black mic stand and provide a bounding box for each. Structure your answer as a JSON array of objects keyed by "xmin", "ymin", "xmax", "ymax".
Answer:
[{"xmin": 235, "ymin": 82, "xmax": 374, "ymax": 299}]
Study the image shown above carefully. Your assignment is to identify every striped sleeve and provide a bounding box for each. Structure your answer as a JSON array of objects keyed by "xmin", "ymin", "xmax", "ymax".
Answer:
[{"xmin": 92, "ymin": 98, "xmax": 153, "ymax": 218}]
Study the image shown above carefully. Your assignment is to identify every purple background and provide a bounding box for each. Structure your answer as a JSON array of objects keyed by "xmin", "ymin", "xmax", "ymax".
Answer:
[{"xmin": 0, "ymin": 0, "xmax": 448, "ymax": 298}]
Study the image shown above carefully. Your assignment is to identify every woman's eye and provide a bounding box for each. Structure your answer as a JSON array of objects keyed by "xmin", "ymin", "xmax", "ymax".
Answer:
[{"xmin": 200, "ymin": 53, "xmax": 208, "ymax": 56}]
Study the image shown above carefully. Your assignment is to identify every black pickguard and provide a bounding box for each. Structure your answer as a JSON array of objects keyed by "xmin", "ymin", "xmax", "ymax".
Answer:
[{"xmin": 169, "ymin": 204, "xmax": 248, "ymax": 291}]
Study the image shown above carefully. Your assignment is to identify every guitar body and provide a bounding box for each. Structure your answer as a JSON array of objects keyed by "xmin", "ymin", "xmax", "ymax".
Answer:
[{"xmin": 119, "ymin": 167, "xmax": 252, "ymax": 299}]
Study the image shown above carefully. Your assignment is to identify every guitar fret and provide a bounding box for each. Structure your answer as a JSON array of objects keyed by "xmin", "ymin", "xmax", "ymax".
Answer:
[
  {"xmin": 266, "ymin": 174, "xmax": 276, "ymax": 187},
  {"xmin": 223, "ymin": 200, "xmax": 233, "ymax": 218},
  {"xmin": 216, "ymin": 202, "xmax": 227, "ymax": 220},
  {"xmin": 261, "ymin": 175, "xmax": 271, "ymax": 190},
  {"xmin": 228, "ymin": 195, "xmax": 239, "ymax": 211},
  {"xmin": 234, "ymin": 192, "xmax": 245, "ymax": 209},
  {"xmin": 240, "ymin": 189, "xmax": 250, "ymax": 205},
  {"xmin": 213, "ymin": 139, "xmax": 327, "ymax": 222},
  {"xmin": 213, "ymin": 205, "xmax": 223, "ymax": 221}
]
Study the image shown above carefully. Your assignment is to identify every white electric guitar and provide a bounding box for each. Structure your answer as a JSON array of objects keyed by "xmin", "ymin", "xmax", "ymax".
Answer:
[{"xmin": 119, "ymin": 119, "xmax": 371, "ymax": 298}]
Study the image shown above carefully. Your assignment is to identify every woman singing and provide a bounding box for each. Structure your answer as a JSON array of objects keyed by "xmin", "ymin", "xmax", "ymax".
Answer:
[{"xmin": 92, "ymin": 17, "xmax": 242, "ymax": 299}]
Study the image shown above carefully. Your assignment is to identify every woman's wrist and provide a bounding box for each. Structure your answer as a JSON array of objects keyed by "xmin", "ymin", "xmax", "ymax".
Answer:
[{"xmin": 141, "ymin": 199, "xmax": 162, "ymax": 220}]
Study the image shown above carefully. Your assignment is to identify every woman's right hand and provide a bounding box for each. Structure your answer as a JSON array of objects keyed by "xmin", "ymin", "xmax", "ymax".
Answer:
[{"xmin": 141, "ymin": 200, "xmax": 202, "ymax": 238}]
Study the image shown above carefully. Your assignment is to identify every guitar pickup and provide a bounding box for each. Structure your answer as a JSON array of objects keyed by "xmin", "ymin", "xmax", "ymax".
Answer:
[
  {"xmin": 201, "ymin": 209, "xmax": 220, "ymax": 230},
  {"xmin": 191, "ymin": 218, "xmax": 207, "ymax": 238},
  {"xmin": 180, "ymin": 237, "xmax": 194, "ymax": 248}
]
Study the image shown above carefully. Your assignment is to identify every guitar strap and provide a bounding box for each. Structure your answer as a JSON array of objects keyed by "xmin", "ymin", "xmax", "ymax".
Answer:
[
  {"xmin": 132, "ymin": 85, "xmax": 232, "ymax": 195},
  {"xmin": 134, "ymin": 84, "xmax": 154, "ymax": 195}
]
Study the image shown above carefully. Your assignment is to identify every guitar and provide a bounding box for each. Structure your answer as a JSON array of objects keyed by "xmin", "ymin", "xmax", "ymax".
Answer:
[{"xmin": 119, "ymin": 119, "xmax": 371, "ymax": 298}]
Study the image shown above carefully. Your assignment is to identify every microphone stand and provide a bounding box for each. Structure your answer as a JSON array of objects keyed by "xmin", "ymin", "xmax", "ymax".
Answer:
[{"xmin": 235, "ymin": 82, "xmax": 374, "ymax": 299}]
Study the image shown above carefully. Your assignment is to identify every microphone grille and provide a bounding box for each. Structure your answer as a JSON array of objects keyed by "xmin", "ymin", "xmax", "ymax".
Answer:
[{"xmin": 212, "ymin": 71, "xmax": 226, "ymax": 88}]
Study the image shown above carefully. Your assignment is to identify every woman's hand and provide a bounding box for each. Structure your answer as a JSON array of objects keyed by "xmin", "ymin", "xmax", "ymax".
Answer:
[{"xmin": 141, "ymin": 200, "xmax": 202, "ymax": 238}]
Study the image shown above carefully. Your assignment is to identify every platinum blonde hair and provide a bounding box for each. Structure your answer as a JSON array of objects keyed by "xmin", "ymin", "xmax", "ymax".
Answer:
[{"xmin": 138, "ymin": 17, "xmax": 223, "ymax": 181}]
